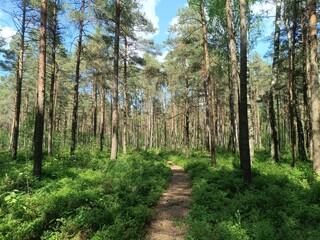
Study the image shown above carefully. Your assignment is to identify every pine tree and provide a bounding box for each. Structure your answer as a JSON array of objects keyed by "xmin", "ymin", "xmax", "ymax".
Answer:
[{"xmin": 33, "ymin": 0, "xmax": 47, "ymax": 178}]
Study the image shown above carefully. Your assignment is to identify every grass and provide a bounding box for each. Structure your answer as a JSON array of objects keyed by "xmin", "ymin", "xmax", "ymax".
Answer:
[
  {"xmin": 168, "ymin": 148, "xmax": 320, "ymax": 240},
  {"xmin": 0, "ymin": 147, "xmax": 171, "ymax": 239},
  {"xmin": 1, "ymin": 147, "xmax": 319, "ymax": 239}
]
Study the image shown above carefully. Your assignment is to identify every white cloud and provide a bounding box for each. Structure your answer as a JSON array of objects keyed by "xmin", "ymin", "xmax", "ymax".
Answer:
[
  {"xmin": 156, "ymin": 50, "xmax": 168, "ymax": 63},
  {"xmin": 251, "ymin": 1, "xmax": 275, "ymax": 16},
  {"xmin": 140, "ymin": 0, "xmax": 160, "ymax": 38},
  {"xmin": 251, "ymin": 1, "xmax": 275, "ymax": 38},
  {"xmin": 169, "ymin": 16, "xmax": 179, "ymax": 28},
  {"xmin": 0, "ymin": 26, "xmax": 17, "ymax": 43},
  {"xmin": 166, "ymin": 16, "xmax": 179, "ymax": 35}
]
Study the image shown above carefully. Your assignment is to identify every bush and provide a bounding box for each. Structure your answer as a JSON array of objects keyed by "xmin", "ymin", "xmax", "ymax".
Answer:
[
  {"xmin": 174, "ymin": 149, "xmax": 320, "ymax": 240},
  {"xmin": 0, "ymin": 149, "xmax": 171, "ymax": 239}
]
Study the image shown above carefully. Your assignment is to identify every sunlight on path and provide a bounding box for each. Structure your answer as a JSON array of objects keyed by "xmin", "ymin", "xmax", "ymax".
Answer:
[{"xmin": 146, "ymin": 162, "xmax": 191, "ymax": 240}]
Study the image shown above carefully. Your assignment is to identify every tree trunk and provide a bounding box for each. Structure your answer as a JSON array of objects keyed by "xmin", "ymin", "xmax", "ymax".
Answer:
[
  {"xmin": 53, "ymin": 68, "xmax": 60, "ymax": 131},
  {"xmin": 293, "ymin": 2, "xmax": 308, "ymax": 163},
  {"xmin": 149, "ymin": 100, "xmax": 155, "ymax": 149},
  {"xmin": 309, "ymin": 0, "xmax": 320, "ymax": 173},
  {"xmin": 247, "ymin": 69, "xmax": 255, "ymax": 161},
  {"xmin": 301, "ymin": 15, "xmax": 311, "ymax": 155},
  {"xmin": 239, "ymin": 0, "xmax": 251, "ymax": 184},
  {"xmin": 285, "ymin": 0, "xmax": 306, "ymax": 166},
  {"xmin": 185, "ymin": 72, "xmax": 190, "ymax": 158},
  {"xmin": 11, "ymin": 0, "xmax": 27, "ymax": 159},
  {"xmin": 70, "ymin": 0, "xmax": 85, "ymax": 156},
  {"xmin": 145, "ymin": 90, "xmax": 150, "ymax": 150},
  {"xmin": 226, "ymin": 0, "xmax": 238, "ymax": 155},
  {"xmin": 33, "ymin": 0, "xmax": 47, "ymax": 178},
  {"xmin": 48, "ymin": 0, "xmax": 57, "ymax": 156},
  {"xmin": 91, "ymin": 77, "xmax": 98, "ymax": 138},
  {"xmin": 122, "ymin": 37, "xmax": 128, "ymax": 155},
  {"xmin": 110, "ymin": 0, "xmax": 120, "ymax": 159},
  {"xmin": 200, "ymin": 0, "xmax": 216, "ymax": 167},
  {"xmin": 268, "ymin": 0, "xmax": 281, "ymax": 163},
  {"xmin": 296, "ymin": 111, "xmax": 307, "ymax": 161},
  {"xmin": 99, "ymin": 73, "xmax": 105, "ymax": 151},
  {"xmin": 285, "ymin": 17, "xmax": 297, "ymax": 167}
]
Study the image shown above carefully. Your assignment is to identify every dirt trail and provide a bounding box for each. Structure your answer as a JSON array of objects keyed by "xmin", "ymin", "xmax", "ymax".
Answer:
[{"xmin": 146, "ymin": 161, "xmax": 192, "ymax": 240}]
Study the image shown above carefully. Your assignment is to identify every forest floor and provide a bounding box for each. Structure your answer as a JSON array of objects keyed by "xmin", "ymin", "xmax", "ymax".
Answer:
[{"xmin": 146, "ymin": 161, "xmax": 191, "ymax": 240}]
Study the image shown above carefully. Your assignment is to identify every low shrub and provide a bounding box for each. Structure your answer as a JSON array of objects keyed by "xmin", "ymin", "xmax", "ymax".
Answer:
[
  {"xmin": 172, "ymin": 149, "xmax": 320, "ymax": 240},
  {"xmin": 0, "ymin": 149, "xmax": 171, "ymax": 239}
]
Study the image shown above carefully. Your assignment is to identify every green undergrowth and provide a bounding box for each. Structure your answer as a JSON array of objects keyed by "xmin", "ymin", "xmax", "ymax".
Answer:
[
  {"xmin": 0, "ymin": 147, "xmax": 171, "ymax": 239},
  {"xmin": 169, "ymin": 149, "xmax": 320, "ymax": 240}
]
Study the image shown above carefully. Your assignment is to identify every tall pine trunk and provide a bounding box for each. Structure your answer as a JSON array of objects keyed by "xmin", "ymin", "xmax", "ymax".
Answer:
[
  {"xmin": 269, "ymin": 0, "xmax": 281, "ymax": 163},
  {"xmin": 285, "ymin": 18, "xmax": 297, "ymax": 167},
  {"xmin": 110, "ymin": 0, "xmax": 120, "ymax": 159},
  {"xmin": 48, "ymin": 0, "xmax": 57, "ymax": 156},
  {"xmin": 184, "ymin": 70, "xmax": 190, "ymax": 158},
  {"xmin": 239, "ymin": 0, "xmax": 251, "ymax": 184},
  {"xmin": 91, "ymin": 77, "xmax": 98, "ymax": 138},
  {"xmin": 226, "ymin": 0, "xmax": 238, "ymax": 155},
  {"xmin": 301, "ymin": 4, "xmax": 311, "ymax": 154},
  {"xmin": 309, "ymin": 0, "xmax": 320, "ymax": 173},
  {"xmin": 99, "ymin": 73, "xmax": 105, "ymax": 151},
  {"xmin": 122, "ymin": 37, "xmax": 128, "ymax": 155},
  {"xmin": 33, "ymin": 0, "xmax": 47, "ymax": 178},
  {"xmin": 70, "ymin": 0, "xmax": 85, "ymax": 155},
  {"xmin": 200, "ymin": 0, "xmax": 216, "ymax": 167},
  {"xmin": 11, "ymin": 0, "xmax": 27, "ymax": 159},
  {"xmin": 292, "ymin": 1, "xmax": 307, "ymax": 163}
]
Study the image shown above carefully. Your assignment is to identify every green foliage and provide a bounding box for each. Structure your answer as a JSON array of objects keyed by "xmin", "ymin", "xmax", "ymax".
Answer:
[
  {"xmin": 2, "ymin": 148, "xmax": 319, "ymax": 239},
  {"xmin": 0, "ymin": 149, "xmax": 171, "ymax": 239},
  {"xmin": 170, "ymin": 149, "xmax": 320, "ymax": 240}
]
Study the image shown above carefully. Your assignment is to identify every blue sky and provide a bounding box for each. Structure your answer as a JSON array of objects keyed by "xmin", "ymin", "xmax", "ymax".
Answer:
[
  {"xmin": 0, "ymin": 0, "xmax": 273, "ymax": 61},
  {"xmin": 141, "ymin": 0, "xmax": 274, "ymax": 61},
  {"xmin": 140, "ymin": 0, "xmax": 187, "ymax": 61},
  {"xmin": 154, "ymin": 0, "xmax": 187, "ymax": 45}
]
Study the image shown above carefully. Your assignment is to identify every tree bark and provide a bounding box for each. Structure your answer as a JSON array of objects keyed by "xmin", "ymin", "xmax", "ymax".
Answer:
[
  {"xmin": 110, "ymin": 0, "xmax": 120, "ymax": 159},
  {"xmin": 225, "ymin": 0, "xmax": 238, "ymax": 155},
  {"xmin": 285, "ymin": 17, "xmax": 297, "ymax": 167},
  {"xmin": 122, "ymin": 37, "xmax": 128, "ymax": 155},
  {"xmin": 11, "ymin": 0, "xmax": 27, "ymax": 159},
  {"xmin": 48, "ymin": 0, "xmax": 57, "ymax": 156},
  {"xmin": 184, "ymin": 70, "xmax": 190, "ymax": 158},
  {"xmin": 149, "ymin": 100, "xmax": 155, "ymax": 149},
  {"xmin": 309, "ymin": 0, "xmax": 320, "ymax": 173},
  {"xmin": 268, "ymin": 0, "xmax": 281, "ymax": 163},
  {"xmin": 239, "ymin": 0, "xmax": 251, "ymax": 184},
  {"xmin": 292, "ymin": 2, "xmax": 307, "ymax": 163},
  {"xmin": 301, "ymin": 5, "xmax": 311, "ymax": 155},
  {"xmin": 91, "ymin": 77, "xmax": 98, "ymax": 138},
  {"xmin": 99, "ymin": 73, "xmax": 105, "ymax": 151},
  {"xmin": 247, "ymin": 70, "xmax": 255, "ymax": 161},
  {"xmin": 70, "ymin": 0, "xmax": 85, "ymax": 155},
  {"xmin": 200, "ymin": 0, "xmax": 216, "ymax": 167},
  {"xmin": 33, "ymin": 0, "xmax": 47, "ymax": 178},
  {"xmin": 54, "ymin": 68, "xmax": 60, "ymax": 131}
]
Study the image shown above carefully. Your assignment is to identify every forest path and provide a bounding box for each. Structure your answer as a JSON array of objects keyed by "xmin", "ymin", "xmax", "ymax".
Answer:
[{"xmin": 145, "ymin": 161, "xmax": 191, "ymax": 240}]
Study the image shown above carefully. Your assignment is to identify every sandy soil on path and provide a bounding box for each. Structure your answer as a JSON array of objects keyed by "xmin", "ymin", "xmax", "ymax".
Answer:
[{"xmin": 145, "ymin": 161, "xmax": 192, "ymax": 240}]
